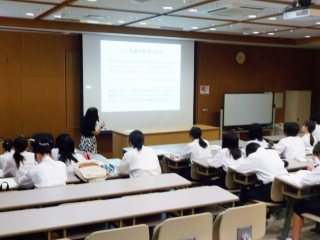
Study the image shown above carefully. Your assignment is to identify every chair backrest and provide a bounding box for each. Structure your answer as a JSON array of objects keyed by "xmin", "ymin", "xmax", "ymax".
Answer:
[
  {"xmin": 270, "ymin": 178, "xmax": 284, "ymax": 202},
  {"xmin": 225, "ymin": 169, "xmax": 239, "ymax": 190},
  {"xmin": 212, "ymin": 202, "xmax": 266, "ymax": 240},
  {"xmin": 190, "ymin": 163, "xmax": 202, "ymax": 180},
  {"xmin": 152, "ymin": 212, "xmax": 213, "ymax": 240},
  {"xmin": 85, "ymin": 224, "xmax": 149, "ymax": 240}
]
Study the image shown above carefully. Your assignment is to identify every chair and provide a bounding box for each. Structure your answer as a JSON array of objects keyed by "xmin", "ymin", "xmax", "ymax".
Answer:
[
  {"xmin": 85, "ymin": 224, "xmax": 149, "ymax": 240},
  {"xmin": 225, "ymin": 169, "xmax": 240, "ymax": 193},
  {"xmin": 212, "ymin": 202, "xmax": 267, "ymax": 240},
  {"xmin": 152, "ymin": 212, "xmax": 212, "ymax": 240}
]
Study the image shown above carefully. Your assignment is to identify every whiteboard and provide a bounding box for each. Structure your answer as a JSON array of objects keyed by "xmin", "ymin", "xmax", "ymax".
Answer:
[{"xmin": 223, "ymin": 93, "xmax": 273, "ymax": 127}]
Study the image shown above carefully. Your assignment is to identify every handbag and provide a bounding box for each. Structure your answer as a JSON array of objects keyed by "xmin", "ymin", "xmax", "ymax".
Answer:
[{"xmin": 74, "ymin": 160, "xmax": 108, "ymax": 183}]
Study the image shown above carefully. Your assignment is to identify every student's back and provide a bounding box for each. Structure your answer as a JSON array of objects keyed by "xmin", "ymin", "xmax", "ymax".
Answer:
[
  {"xmin": 246, "ymin": 123, "xmax": 269, "ymax": 148},
  {"xmin": 0, "ymin": 139, "xmax": 14, "ymax": 169}
]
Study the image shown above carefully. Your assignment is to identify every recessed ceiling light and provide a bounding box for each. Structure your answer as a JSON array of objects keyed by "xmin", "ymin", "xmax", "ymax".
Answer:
[
  {"xmin": 162, "ymin": 6, "xmax": 173, "ymax": 10},
  {"xmin": 274, "ymin": 29, "xmax": 278, "ymax": 31},
  {"xmin": 243, "ymin": 32, "xmax": 249, "ymax": 35},
  {"xmin": 248, "ymin": 15, "xmax": 256, "ymax": 18},
  {"xmin": 53, "ymin": 15, "xmax": 61, "ymax": 19},
  {"xmin": 253, "ymin": 31, "xmax": 259, "ymax": 34},
  {"xmin": 191, "ymin": 26, "xmax": 198, "ymax": 30},
  {"xmin": 268, "ymin": 17, "xmax": 277, "ymax": 21},
  {"xmin": 188, "ymin": 9, "xmax": 198, "ymax": 13},
  {"xmin": 209, "ymin": 28, "xmax": 216, "ymax": 31},
  {"xmin": 290, "ymin": 30, "xmax": 294, "ymax": 33},
  {"xmin": 305, "ymin": 35, "xmax": 311, "ymax": 38},
  {"xmin": 25, "ymin": 12, "xmax": 35, "ymax": 17},
  {"xmin": 85, "ymin": 20, "xmax": 99, "ymax": 24},
  {"xmin": 87, "ymin": 0, "xmax": 97, "ymax": 2},
  {"xmin": 139, "ymin": 22, "xmax": 147, "ymax": 25},
  {"xmin": 118, "ymin": 20, "xmax": 125, "ymax": 24},
  {"xmin": 268, "ymin": 32, "xmax": 275, "ymax": 36},
  {"xmin": 316, "ymin": 21, "xmax": 320, "ymax": 25}
]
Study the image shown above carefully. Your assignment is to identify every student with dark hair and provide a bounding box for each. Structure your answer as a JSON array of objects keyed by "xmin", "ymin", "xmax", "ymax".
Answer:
[
  {"xmin": 179, "ymin": 127, "xmax": 213, "ymax": 162},
  {"xmin": 58, "ymin": 136, "xmax": 85, "ymax": 172},
  {"xmin": 79, "ymin": 107, "xmax": 105, "ymax": 154},
  {"xmin": 301, "ymin": 120, "xmax": 317, "ymax": 148},
  {"xmin": 208, "ymin": 131, "xmax": 243, "ymax": 172},
  {"xmin": 246, "ymin": 123, "xmax": 268, "ymax": 148},
  {"xmin": 310, "ymin": 114, "xmax": 320, "ymax": 141},
  {"xmin": 117, "ymin": 130, "xmax": 161, "ymax": 178},
  {"xmin": 0, "ymin": 139, "xmax": 14, "ymax": 169},
  {"xmin": 273, "ymin": 122, "xmax": 305, "ymax": 159},
  {"xmin": 234, "ymin": 142, "xmax": 287, "ymax": 203},
  {"xmin": 2, "ymin": 137, "xmax": 35, "ymax": 186},
  {"xmin": 19, "ymin": 140, "xmax": 67, "ymax": 189},
  {"xmin": 291, "ymin": 141, "xmax": 320, "ymax": 240},
  {"xmin": 51, "ymin": 133, "xmax": 69, "ymax": 160}
]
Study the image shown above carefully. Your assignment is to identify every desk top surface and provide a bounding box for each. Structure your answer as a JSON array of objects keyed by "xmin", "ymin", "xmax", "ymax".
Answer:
[
  {"xmin": 0, "ymin": 173, "xmax": 190, "ymax": 211},
  {"xmin": 113, "ymin": 125, "xmax": 219, "ymax": 136},
  {"xmin": 0, "ymin": 186, "xmax": 238, "ymax": 238}
]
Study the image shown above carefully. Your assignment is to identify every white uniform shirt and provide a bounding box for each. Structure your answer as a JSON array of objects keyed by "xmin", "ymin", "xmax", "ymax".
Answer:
[
  {"xmin": 0, "ymin": 150, "xmax": 14, "ymax": 169},
  {"xmin": 234, "ymin": 147, "xmax": 288, "ymax": 184},
  {"xmin": 2, "ymin": 151, "xmax": 35, "ymax": 179},
  {"xmin": 207, "ymin": 148, "xmax": 244, "ymax": 172},
  {"xmin": 20, "ymin": 155, "xmax": 67, "ymax": 189},
  {"xmin": 300, "ymin": 165, "xmax": 320, "ymax": 186},
  {"xmin": 301, "ymin": 133, "xmax": 317, "ymax": 148},
  {"xmin": 312, "ymin": 124, "xmax": 320, "ymax": 142},
  {"xmin": 246, "ymin": 139, "xmax": 269, "ymax": 148},
  {"xmin": 117, "ymin": 146, "xmax": 161, "ymax": 178},
  {"xmin": 273, "ymin": 136, "xmax": 305, "ymax": 159},
  {"xmin": 179, "ymin": 139, "xmax": 213, "ymax": 162},
  {"xmin": 51, "ymin": 148, "xmax": 59, "ymax": 160}
]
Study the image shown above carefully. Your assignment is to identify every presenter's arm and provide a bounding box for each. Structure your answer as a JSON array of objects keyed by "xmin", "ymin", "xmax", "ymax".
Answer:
[{"xmin": 92, "ymin": 121, "xmax": 106, "ymax": 136}]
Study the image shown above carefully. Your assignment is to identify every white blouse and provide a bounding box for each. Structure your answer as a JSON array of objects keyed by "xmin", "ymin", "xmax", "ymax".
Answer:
[
  {"xmin": 0, "ymin": 150, "xmax": 14, "ymax": 169},
  {"xmin": 179, "ymin": 139, "xmax": 213, "ymax": 162},
  {"xmin": 246, "ymin": 139, "xmax": 269, "ymax": 148},
  {"xmin": 234, "ymin": 147, "xmax": 288, "ymax": 184},
  {"xmin": 273, "ymin": 136, "xmax": 305, "ymax": 159},
  {"xmin": 19, "ymin": 155, "xmax": 67, "ymax": 189},
  {"xmin": 301, "ymin": 133, "xmax": 317, "ymax": 148},
  {"xmin": 117, "ymin": 146, "xmax": 161, "ymax": 178},
  {"xmin": 207, "ymin": 148, "xmax": 244, "ymax": 172}
]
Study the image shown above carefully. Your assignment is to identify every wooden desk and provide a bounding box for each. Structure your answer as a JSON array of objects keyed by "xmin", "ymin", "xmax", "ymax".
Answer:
[
  {"xmin": 276, "ymin": 174, "xmax": 320, "ymax": 240},
  {"xmin": 0, "ymin": 173, "xmax": 190, "ymax": 212},
  {"xmin": 113, "ymin": 124, "xmax": 220, "ymax": 158},
  {"xmin": 0, "ymin": 186, "xmax": 238, "ymax": 239}
]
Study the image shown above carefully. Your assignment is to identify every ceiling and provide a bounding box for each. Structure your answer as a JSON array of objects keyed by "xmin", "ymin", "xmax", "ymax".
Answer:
[{"xmin": 1, "ymin": 0, "xmax": 320, "ymax": 44}]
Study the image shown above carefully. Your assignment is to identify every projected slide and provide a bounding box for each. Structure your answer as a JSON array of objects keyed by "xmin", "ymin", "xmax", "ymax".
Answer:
[{"xmin": 100, "ymin": 40, "xmax": 181, "ymax": 112}]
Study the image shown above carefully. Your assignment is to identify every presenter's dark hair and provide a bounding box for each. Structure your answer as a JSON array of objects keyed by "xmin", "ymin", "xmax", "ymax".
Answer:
[
  {"xmin": 246, "ymin": 142, "xmax": 260, "ymax": 157},
  {"xmin": 3, "ymin": 139, "xmax": 13, "ymax": 152},
  {"xmin": 283, "ymin": 122, "xmax": 300, "ymax": 137},
  {"xmin": 313, "ymin": 142, "xmax": 320, "ymax": 156},
  {"xmin": 189, "ymin": 127, "xmax": 207, "ymax": 149},
  {"xmin": 13, "ymin": 136, "xmax": 29, "ymax": 169},
  {"xmin": 81, "ymin": 107, "xmax": 99, "ymax": 137},
  {"xmin": 59, "ymin": 136, "xmax": 78, "ymax": 164},
  {"xmin": 248, "ymin": 123, "xmax": 263, "ymax": 141},
  {"xmin": 303, "ymin": 120, "xmax": 316, "ymax": 146},
  {"xmin": 129, "ymin": 130, "xmax": 144, "ymax": 151},
  {"xmin": 222, "ymin": 131, "xmax": 242, "ymax": 160},
  {"xmin": 32, "ymin": 140, "xmax": 52, "ymax": 155}
]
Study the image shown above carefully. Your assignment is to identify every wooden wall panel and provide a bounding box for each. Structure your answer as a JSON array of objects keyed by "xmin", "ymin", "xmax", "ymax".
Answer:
[
  {"xmin": 0, "ymin": 32, "xmax": 23, "ymax": 139},
  {"xmin": 195, "ymin": 43, "xmax": 317, "ymax": 127}
]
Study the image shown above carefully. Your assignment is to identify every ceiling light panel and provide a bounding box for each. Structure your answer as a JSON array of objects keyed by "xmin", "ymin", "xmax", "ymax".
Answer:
[
  {"xmin": 71, "ymin": 0, "xmax": 207, "ymax": 14},
  {"xmin": 18, "ymin": 0, "xmax": 65, "ymax": 3},
  {"xmin": 44, "ymin": 6, "xmax": 155, "ymax": 25},
  {"xmin": 171, "ymin": 0, "xmax": 290, "ymax": 21},
  {"xmin": 0, "ymin": 1, "xmax": 55, "ymax": 19},
  {"xmin": 198, "ymin": 22, "xmax": 291, "ymax": 36},
  {"xmin": 259, "ymin": 28, "xmax": 320, "ymax": 39},
  {"xmin": 127, "ymin": 15, "xmax": 230, "ymax": 31},
  {"xmin": 252, "ymin": 14, "xmax": 320, "ymax": 27}
]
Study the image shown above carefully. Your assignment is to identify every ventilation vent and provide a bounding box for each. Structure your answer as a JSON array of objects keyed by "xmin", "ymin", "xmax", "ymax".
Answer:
[{"xmin": 208, "ymin": 4, "xmax": 264, "ymax": 17}]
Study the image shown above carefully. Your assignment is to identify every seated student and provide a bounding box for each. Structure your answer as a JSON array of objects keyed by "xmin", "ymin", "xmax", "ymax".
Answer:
[
  {"xmin": 51, "ymin": 133, "xmax": 70, "ymax": 160},
  {"xmin": 291, "ymin": 142, "xmax": 320, "ymax": 240},
  {"xmin": 310, "ymin": 114, "xmax": 320, "ymax": 141},
  {"xmin": 179, "ymin": 127, "xmax": 213, "ymax": 162},
  {"xmin": 208, "ymin": 131, "xmax": 243, "ymax": 172},
  {"xmin": 117, "ymin": 130, "xmax": 161, "ymax": 178},
  {"xmin": 234, "ymin": 142, "xmax": 288, "ymax": 203},
  {"xmin": 246, "ymin": 123, "xmax": 268, "ymax": 148},
  {"xmin": 19, "ymin": 140, "xmax": 67, "ymax": 189},
  {"xmin": 272, "ymin": 122, "xmax": 305, "ymax": 159},
  {"xmin": 57, "ymin": 135, "xmax": 86, "ymax": 172},
  {"xmin": 0, "ymin": 139, "xmax": 14, "ymax": 169},
  {"xmin": 301, "ymin": 120, "xmax": 317, "ymax": 148},
  {"xmin": 2, "ymin": 137, "xmax": 35, "ymax": 183}
]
